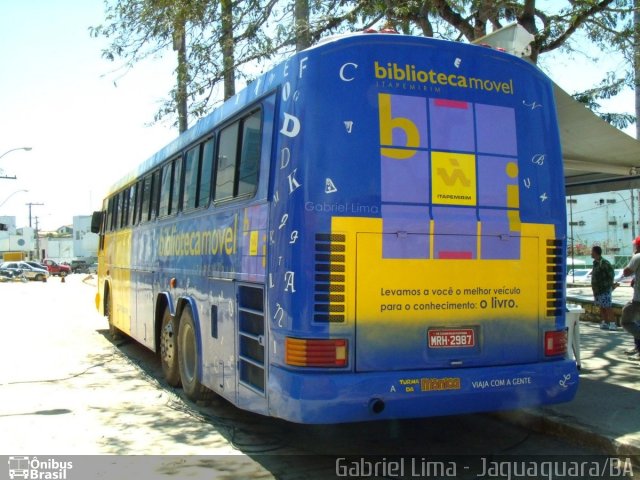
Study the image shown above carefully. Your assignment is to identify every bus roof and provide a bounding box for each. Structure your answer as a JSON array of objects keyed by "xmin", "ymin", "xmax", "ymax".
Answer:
[{"xmin": 104, "ymin": 32, "xmax": 537, "ymax": 198}]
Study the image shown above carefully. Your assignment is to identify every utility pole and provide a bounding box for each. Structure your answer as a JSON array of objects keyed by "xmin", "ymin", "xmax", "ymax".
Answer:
[
  {"xmin": 35, "ymin": 216, "xmax": 41, "ymax": 260},
  {"xmin": 26, "ymin": 202, "xmax": 44, "ymax": 228},
  {"xmin": 632, "ymin": 188, "xmax": 636, "ymax": 239}
]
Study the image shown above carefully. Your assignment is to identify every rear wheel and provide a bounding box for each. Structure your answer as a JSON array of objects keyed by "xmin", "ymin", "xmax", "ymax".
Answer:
[
  {"xmin": 178, "ymin": 308, "xmax": 213, "ymax": 401},
  {"xmin": 105, "ymin": 289, "xmax": 121, "ymax": 340},
  {"xmin": 160, "ymin": 308, "xmax": 181, "ymax": 387}
]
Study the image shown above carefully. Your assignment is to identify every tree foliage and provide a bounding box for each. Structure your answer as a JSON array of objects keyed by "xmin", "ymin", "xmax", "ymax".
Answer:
[{"xmin": 91, "ymin": 0, "xmax": 637, "ymax": 130}]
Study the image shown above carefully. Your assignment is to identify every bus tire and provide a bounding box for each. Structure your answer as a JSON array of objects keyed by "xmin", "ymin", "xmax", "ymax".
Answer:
[
  {"xmin": 160, "ymin": 308, "xmax": 181, "ymax": 387},
  {"xmin": 105, "ymin": 289, "xmax": 121, "ymax": 341},
  {"xmin": 178, "ymin": 308, "xmax": 213, "ymax": 401}
]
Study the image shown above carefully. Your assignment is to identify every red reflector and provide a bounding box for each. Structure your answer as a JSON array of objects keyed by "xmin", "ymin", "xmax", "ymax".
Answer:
[
  {"xmin": 285, "ymin": 337, "xmax": 347, "ymax": 367},
  {"xmin": 544, "ymin": 330, "xmax": 567, "ymax": 356}
]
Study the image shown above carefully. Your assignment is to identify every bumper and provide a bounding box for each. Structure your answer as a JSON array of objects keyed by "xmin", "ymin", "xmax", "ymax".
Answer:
[{"xmin": 267, "ymin": 359, "xmax": 578, "ymax": 424}]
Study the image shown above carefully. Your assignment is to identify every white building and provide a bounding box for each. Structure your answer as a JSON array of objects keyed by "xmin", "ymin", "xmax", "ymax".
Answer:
[
  {"xmin": 1, "ymin": 214, "xmax": 98, "ymax": 262},
  {"xmin": 0, "ymin": 216, "xmax": 35, "ymax": 257},
  {"xmin": 566, "ymin": 189, "xmax": 638, "ymax": 258},
  {"xmin": 72, "ymin": 215, "xmax": 98, "ymax": 259}
]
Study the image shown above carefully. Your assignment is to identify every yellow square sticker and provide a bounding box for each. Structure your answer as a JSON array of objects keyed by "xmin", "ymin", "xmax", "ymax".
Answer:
[{"xmin": 431, "ymin": 152, "xmax": 477, "ymax": 206}]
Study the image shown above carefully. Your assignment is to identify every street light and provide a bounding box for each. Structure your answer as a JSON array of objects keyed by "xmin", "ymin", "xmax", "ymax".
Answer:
[
  {"xmin": 0, "ymin": 147, "xmax": 32, "ymax": 160},
  {"xmin": 0, "ymin": 189, "xmax": 29, "ymax": 209}
]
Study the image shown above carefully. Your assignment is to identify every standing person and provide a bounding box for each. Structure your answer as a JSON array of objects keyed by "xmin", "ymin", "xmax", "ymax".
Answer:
[
  {"xmin": 591, "ymin": 245, "xmax": 616, "ymax": 330},
  {"xmin": 621, "ymin": 236, "xmax": 640, "ymax": 358}
]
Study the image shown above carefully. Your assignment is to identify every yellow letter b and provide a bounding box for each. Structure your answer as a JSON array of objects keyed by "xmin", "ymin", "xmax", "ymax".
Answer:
[{"xmin": 378, "ymin": 93, "xmax": 420, "ymax": 160}]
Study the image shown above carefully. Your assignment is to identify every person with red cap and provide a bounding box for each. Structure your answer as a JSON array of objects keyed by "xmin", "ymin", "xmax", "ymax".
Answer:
[{"xmin": 620, "ymin": 236, "xmax": 640, "ymax": 358}]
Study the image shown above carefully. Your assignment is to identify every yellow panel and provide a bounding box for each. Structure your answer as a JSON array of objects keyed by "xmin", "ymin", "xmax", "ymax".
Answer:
[
  {"xmin": 331, "ymin": 217, "xmax": 556, "ymax": 326},
  {"xmin": 107, "ymin": 229, "xmax": 133, "ymax": 335},
  {"xmin": 431, "ymin": 152, "xmax": 477, "ymax": 206}
]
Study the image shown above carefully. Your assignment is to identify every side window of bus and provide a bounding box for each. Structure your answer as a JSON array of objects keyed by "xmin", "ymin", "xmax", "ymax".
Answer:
[
  {"xmin": 135, "ymin": 179, "xmax": 144, "ymax": 224},
  {"xmin": 120, "ymin": 189, "xmax": 129, "ymax": 229},
  {"xmin": 215, "ymin": 122, "xmax": 239, "ymax": 202},
  {"xmin": 158, "ymin": 163, "xmax": 172, "ymax": 217},
  {"xmin": 183, "ymin": 146, "xmax": 200, "ymax": 211},
  {"xmin": 170, "ymin": 157, "xmax": 182, "ymax": 215},
  {"xmin": 214, "ymin": 109, "xmax": 261, "ymax": 202},
  {"xmin": 129, "ymin": 184, "xmax": 138, "ymax": 226},
  {"xmin": 140, "ymin": 176, "xmax": 151, "ymax": 223},
  {"xmin": 106, "ymin": 196, "xmax": 115, "ymax": 232},
  {"xmin": 238, "ymin": 110, "xmax": 261, "ymax": 197},
  {"xmin": 151, "ymin": 170, "xmax": 161, "ymax": 220},
  {"xmin": 199, "ymin": 137, "xmax": 214, "ymax": 207},
  {"xmin": 115, "ymin": 194, "xmax": 122, "ymax": 230}
]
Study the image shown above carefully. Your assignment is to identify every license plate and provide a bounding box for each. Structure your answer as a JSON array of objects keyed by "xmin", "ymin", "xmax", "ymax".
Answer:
[{"xmin": 428, "ymin": 328, "xmax": 475, "ymax": 348}]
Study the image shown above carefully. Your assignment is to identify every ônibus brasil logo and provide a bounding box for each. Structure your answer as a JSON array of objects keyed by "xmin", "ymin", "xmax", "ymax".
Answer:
[{"xmin": 8, "ymin": 456, "xmax": 73, "ymax": 479}]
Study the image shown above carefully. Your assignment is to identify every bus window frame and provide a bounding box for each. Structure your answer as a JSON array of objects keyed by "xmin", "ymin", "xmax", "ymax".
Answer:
[{"xmin": 213, "ymin": 107, "xmax": 263, "ymax": 207}]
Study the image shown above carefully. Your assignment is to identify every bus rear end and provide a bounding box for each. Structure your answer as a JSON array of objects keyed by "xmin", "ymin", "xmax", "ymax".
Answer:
[{"xmin": 267, "ymin": 33, "xmax": 577, "ymax": 423}]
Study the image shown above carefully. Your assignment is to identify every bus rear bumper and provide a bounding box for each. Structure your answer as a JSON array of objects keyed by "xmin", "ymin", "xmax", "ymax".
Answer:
[{"xmin": 267, "ymin": 360, "xmax": 578, "ymax": 424}]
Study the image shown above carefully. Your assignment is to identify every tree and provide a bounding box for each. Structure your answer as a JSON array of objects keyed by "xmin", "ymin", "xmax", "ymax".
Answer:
[
  {"xmin": 92, "ymin": 0, "xmax": 637, "ymax": 130},
  {"xmin": 91, "ymin": 0, "xmax": 278, "ymax": 131},
  {"xmin": 342, "ymin": 0, "xmax": 637, "ymax": 128}
]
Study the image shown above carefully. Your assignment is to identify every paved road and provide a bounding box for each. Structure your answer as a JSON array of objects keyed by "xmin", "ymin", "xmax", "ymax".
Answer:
[{"xmin": 0, "ymin": 275, "xmax": 614, "ymax": 479}]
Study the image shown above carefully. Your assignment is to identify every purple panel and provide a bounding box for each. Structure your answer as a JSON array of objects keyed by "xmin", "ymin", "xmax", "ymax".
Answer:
[
  {"xmin": 479, "ymin": 209, "xmax": 520, "ymax": 260},
  {"xmin": 432, "ymin": 206, "xmax": 477, "ymax": 259},
  {"xmin": 390, "ymin": 95, "xmax": 428, "ymax": 149},
  {"xmin": 381, "ymin": 150, "xmax": 430, "ymax": 204},
  {"xmin": 382, "ymin": 205, "xmax": 430, "ymax": 259},
  {"xmin": 429, "ymin": 98, "xmax": 475, "ymax": 152},
  {"xmin": 475, "ymin": 104, "xmax": 517, "ymax": 155},
  {"xmin": 477, "ymin": 155, "xmax": 518, "ymax": 207}
]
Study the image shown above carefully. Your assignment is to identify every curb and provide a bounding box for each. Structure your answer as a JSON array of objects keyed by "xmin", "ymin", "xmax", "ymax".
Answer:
[{"xmin": 495, "ymin": 409, "xmax": 640, "ymax": 464}]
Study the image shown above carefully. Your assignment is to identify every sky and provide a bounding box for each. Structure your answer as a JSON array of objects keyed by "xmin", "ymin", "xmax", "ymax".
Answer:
[
  {"xmin": 0, "ymin": 0, "xmax": 176, "ymax": 231},
  {"xmin": 0, "ymin": 0, "xmax": 636, "ymax": 231}
]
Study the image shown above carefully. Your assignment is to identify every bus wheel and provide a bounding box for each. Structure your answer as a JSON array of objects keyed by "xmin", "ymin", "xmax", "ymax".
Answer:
[
  {"xmin": 105, "ymin": 290, "xmax": 121, "ymax": 340},
  {"xmin": 178, "ymin": 308, "xmax": 213, "ymax": 401},
  {"xmin": 160, "ymin": 309, "xmax": 181, "ymax": 387}
]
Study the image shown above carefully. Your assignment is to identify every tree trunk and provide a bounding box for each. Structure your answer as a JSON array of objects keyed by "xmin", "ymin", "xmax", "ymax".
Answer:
[
  {"xmin": 174, "ymin": 17, "xmax": 188, "ymax": 133},
  {"xmin": 295, "ymin": 0, "xmax": 311, "ymax": 51},
  {"xmin": 221, "ymin": 0, "xmax": 236, "ymax": 100},
  {"xmin": 635, "ymin": 0, "xmax": 640, "ymax": 140}
]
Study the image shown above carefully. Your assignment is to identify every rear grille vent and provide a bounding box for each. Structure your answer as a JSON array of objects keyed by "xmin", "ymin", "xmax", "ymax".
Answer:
[
  {"xmin": 545, "ymin": 239, "xmax": 563, "ymax": 317},
  {"xmin": 314, "ymin": 233, "xmax": 346, "ymax": 322}
]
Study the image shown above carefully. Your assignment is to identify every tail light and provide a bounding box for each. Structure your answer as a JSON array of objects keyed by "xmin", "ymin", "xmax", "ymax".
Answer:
[
  {"xmin": 285, "ymin": 337, "xmax": 347, "ymax": 367},
  {"xmin": 544, "ymin": 330, "xmax": 567, "ymax": 357}
]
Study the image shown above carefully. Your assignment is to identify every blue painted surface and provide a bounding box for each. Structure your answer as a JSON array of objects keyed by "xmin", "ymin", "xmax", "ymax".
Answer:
[{"xmin": 100, "ymin": 33, "xmax": 576, "ymax": 424}]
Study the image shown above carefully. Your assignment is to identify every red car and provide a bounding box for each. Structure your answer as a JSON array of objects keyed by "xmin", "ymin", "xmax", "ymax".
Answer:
[{"xmin": 42, "ymin": 259, "xmax": 71, "ymax": 277}]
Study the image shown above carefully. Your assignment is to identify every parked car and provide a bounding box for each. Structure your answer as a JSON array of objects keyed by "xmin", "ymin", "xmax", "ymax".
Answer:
[
  {"xmin": 42, "ymin": 259, "xmax": 71, "ymax": 277},
  {"xmin": 566, "ymin": 268, "xmax": 592, "ymax": 285},
  {"xmin": 0, "ymin": 261, "xmax": 49, "ymax": 281},
  {"xmin": 0, "ymin": 267, "xmax": 25, "ymax": 282},
  {"xmin": 24, "ymin": 261, "xmax": 47, "ymax": 270},
  {"xmin": 70, "ymin": 259, "xmax": 89, "ymax": 274}
]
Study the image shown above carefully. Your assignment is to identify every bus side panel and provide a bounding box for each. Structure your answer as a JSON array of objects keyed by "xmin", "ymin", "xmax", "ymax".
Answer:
[
  {"xmin": 106, "ymin": 229, "xmax": 133, "ymax": 335},
  {"xmin": 201, "ymin": 279, "xmax": 237, "ymax": 403}
]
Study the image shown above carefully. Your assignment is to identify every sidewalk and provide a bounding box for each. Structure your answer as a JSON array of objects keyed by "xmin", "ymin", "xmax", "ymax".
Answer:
[{"xmin": 498, "ymin": 285, "xmax": 640, "ymax": 461}]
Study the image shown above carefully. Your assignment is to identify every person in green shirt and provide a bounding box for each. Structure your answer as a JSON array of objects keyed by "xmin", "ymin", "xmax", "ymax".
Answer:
[{"xmin": 591, "ymin": 245, "xmax": 616, "ymax": 331}]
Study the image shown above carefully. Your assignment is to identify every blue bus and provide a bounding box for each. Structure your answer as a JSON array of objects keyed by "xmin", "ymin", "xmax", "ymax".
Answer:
[{"xmin": 93, "ymin": 31, "xmax": 578, "ymax": 424}]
